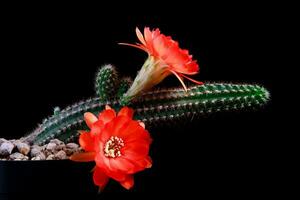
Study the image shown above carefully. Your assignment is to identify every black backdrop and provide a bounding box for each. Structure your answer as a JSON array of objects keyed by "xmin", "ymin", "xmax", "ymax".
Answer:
[{"xmin": 0, "ymin": 3, "xmax": 279, "ymax": 199}]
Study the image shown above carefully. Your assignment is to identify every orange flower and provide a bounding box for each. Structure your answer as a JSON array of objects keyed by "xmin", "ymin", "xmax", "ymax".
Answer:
[
  {"xmin": 120, "ymin": 27, "xmax": 203, "ymax": 104},
  {"xmin": 70, "ymin": 105, "xmax": 152, "ymax": 190}
]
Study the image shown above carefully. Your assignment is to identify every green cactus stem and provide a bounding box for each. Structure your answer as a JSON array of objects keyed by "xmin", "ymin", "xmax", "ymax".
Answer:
[
  {"xmin": 117, "ymin": 77, "xmax": 132, "ymax": 99},
  {"xmin": 23, "ymin": 83, "xmax": 269, "ymax": 145},
  {"xmin": 95, "ymin": 64, "xmax": 119, "ymax": 101}
]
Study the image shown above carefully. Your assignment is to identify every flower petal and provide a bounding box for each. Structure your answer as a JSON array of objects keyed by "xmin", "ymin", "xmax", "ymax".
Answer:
[
  {"xmin": 90, "ymin": 120, "xmax": 105, "ymax": 136},
  {"xmin": 98, "ymin": 109, "xmax": 116, "ymax": 124},
  {"xmin": 179, "ymin": 73, "xmax": 203, "ymax": 85},
  {"xmin": 138, "ymin": 121, "xmax": 145, "ymax": 128},
  {"xmin": 120, "ymin": 175, "xmax": 134, "ymax": 190},
  {"xmin": 169, "ymin": 70, "xmax": 188, "ymax": 91},
  {"xmin": 110, "ymin": 157, "xmax": 136, "ymax": 173},
  {"xmin": 118, "ymin": 42, "xmax": 148, "ymax": 52},
  {"xmin": 104, "ymin": 168, "xmax": 128, "ymax": 182},
  {"xmin": 98, "ymin": 117, "xmax": 130, "ymax": 143},
  {"xmin": 122, "ymin": 142, "xmax": 150, "ymax": 160},
  {"xmin": 93, "ymin": 167, "xmax": 109, "ymax": 189},
  {"xmin": 70, "ymin": 152, "xmax": 96, "ymax": 162},
  {"xmin": 84, "ymin": 112, "xmax": 98, "ymax": 128},
  {"xmin": 144, "ymin": 27, "xmax": 154, "ymax": 53},
  {"xmin": 118, "ymin": 121, "xmax": 151, "ymax": 143},
  {"xmin": 118, "ymin": 107, "xmax": 134, "ymax": 119},
  {"xmin": 116, "ymin": 121, "xmax": 142, "ymax": 139},
  {"xmin": 79, "ymin": 131, "xmax": 95, "ymax": 152},
  {"xmin": 137, "ymin": 156, "xmax": 152, "ymax": 168},
  {"xmin": 95, "ymin": 151, "xmax": 108, "ymax": 169},
  {"xmin": 136, "ymin": 27, "xmax": 146, "ymax": 46}
]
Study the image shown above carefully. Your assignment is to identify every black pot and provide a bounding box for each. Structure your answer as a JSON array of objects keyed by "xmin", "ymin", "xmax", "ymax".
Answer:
[{"xmin": 0, "ymin": 160, "xmax": 99, "ymax": 199}]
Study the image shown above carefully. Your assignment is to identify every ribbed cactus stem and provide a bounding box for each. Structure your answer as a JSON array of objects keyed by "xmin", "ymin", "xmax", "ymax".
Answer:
[
  {"xmin": 117, "ymin": 77, "xmax": 132, "ymax": 99},
  {"xmin": 23, "ymin": 83, "xmax": 269, "ymax": 145},
  {"xmin": 95, "ymin": 65, "xmax": 119, "ymax": 101}
]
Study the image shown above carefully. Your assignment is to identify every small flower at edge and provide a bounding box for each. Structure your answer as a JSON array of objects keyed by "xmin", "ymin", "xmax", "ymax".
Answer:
[{"xmin": 70, "ymin": 105, "xmax": 152, "ymax": 190}]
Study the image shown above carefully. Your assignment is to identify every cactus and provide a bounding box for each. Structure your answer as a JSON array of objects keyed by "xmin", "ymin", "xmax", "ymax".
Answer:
[
  {"xmin": 117, "ymin": 77, "xmax": 132, "ymax": 99},
  {"xmin": 23, "ymin": 82, "xmax": 269, "ymax": 145},
  {"xmin": 95, "ymin": 64, "xmax": 119, "ymax": 101}
]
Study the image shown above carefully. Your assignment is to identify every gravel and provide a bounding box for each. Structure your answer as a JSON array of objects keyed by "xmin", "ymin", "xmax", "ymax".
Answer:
[
  {"xmin": 15, "ymin": 141, "xmax": 31, "ymax": 155},
  {"xmin": 0, "ymin": 142, "xmax": 15, "ymax": 156},
  {"xmin": 0, "ymin": 138, "xmax": 83, "ymax": 161}
]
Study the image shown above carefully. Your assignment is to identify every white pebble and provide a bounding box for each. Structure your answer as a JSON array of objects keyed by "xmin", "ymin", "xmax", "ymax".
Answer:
[
  {"xmin": 0, "ymin": 138, "xmax": 7, "ymax": 146},
  {"xmin": 0, "ymin": 141, "xmax": 15, "ymax": 156},
  {"xmin": 30, "ymin": 145, "xmax": 42, "ymax": 157},
  {"xmin": 55, "ymin": 150, "xmax": 67, "ymax": 160},
  {"xmin": 46, "ymin": 155, "xmax": 55, "ymax": 160},
  {"xmin": 50, "ymin": 139, "xmax": 64, "ymax": 145},
  {"xmin": 66, "ymin": 143, "xmax": 79, "ymax": 149},
  {"xmin": 31, "ymin": 152, "xmax": 46, "ymax": 160},
  {"xmin": 46, "ymin": 143, "xmax": 57, "ymax": 152},
  {"xmin": 9, "ymin": 152, "xmax": 25, "ymax": 160}
]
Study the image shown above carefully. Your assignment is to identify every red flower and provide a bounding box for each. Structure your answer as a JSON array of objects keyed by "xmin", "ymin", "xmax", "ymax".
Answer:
[
  {"xmin": 70, "ymin": 105, "xmax": 152, "ymax": 190},
  {"xmin": 120, "ymin": 27, "xmax": 203, "ymax": 104}
]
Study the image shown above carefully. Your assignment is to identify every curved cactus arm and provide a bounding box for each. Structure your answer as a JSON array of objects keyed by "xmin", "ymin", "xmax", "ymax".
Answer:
[{"xmin": 22, "ymin": 83, "xmax": 269, "ymax": 145}]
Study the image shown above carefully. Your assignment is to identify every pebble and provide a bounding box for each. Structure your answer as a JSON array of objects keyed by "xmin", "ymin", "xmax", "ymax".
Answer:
[
  {"xmin": 31, "ymin": 152, "xmax": 46, "ymax": 160},
  {"xmin": 55, "ymin": 150, "xmax": 67, "ymax": 160},
  {"xmin": 0, "ymin": 138, "xmax": 7, "ymax": 146},
  {"xmin": 55, "ymin": 144, "xmax": 65, "ymax": 151},
  {"xmin": 46, "ymin": 155, "xmax": 55, "ymax": 160},
  {"xmin": 46, "ymin": 143, "xmax": 57, "ymax": 152},
  {"xmin": 65, "ymin": 143, "xmax": 79, "ymax": 156},
  {"xmin": 9, "ymin": 152, "xmax": 28, "ymax": 160},
  {"xmin": 16, "ymin": 142, "xmax": 31, "ymax": 155},
  {"xmin": 0, "ymin": 141, "xmax": 15, "ymax": 156},
  {"xmin": 66, "ymin": 143, "xmax": 79, "ymax": 149},
  {"xmin": 30, "ymin": 145, "xmax": 42, "ymax": 157},
  {"xmin": 0, "ymin": 138, "xmax": 81, "ymax": 161},
  {"xmin": 50, "ymin": 139, "xmax": 64, "ymax": 146}
]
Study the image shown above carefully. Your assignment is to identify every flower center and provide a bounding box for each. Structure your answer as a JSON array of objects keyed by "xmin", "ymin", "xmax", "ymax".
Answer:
[{"xmin": 103, "ymin": 136, "xmax": 124, "ymax": 158}]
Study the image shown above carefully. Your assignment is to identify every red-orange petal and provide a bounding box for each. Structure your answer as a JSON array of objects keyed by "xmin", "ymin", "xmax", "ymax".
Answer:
[
  {"xmin": 109, "ymin": 157, "xmax": 136, "ymax": 173},
  {"xmin": 120, "ymin": 175, "xmax": 134, "ymax": 190},
  {"xmin": 70, "ymin": 152, "xmax": 96, "ymax": 162},
  {"xmin": 99, "ymin": 116, "xmax": 131, "ymax": 143},
  {"xmin": 84, "ymin": 112, "xmax": 98, "ymax": 128},
  {"xmin": 104, "ymin": 167, "xmax": 128, "ymax": 182},
  {"xmin": 116, "ymin": 121, "xmax": 142, "ymax": 139},
  {"xmin": 136, "ymin": 27, "xmax": 146, "ymax": 46},
  {"xmin": 98, "ymin": 109, "xmax": 116, "ymax": 124},
  {"xmin": 169, "ymin": 70, "xmax": 188, "ymax": 91},
  {"xmin": 122, "ymin": 142, "xmax": 150, "ymax": 159},
  {"xmin": 79, "ymin": 131, "xmax": 95, "ymax": 152},
  {"xmin": 118, "ymin": 107, "xmax": 134, "ymax": 119},
  {"xmin": 95, "ymin": 151, "xmax": 110, "ymax": 171},
  {"xmin": 118, "ymin": 42, "xmax": 148, "ymax": 52},
  {"xmin": 180, "ymin": 73, "xmax": 203, "ymax": 85},
  {"xmin": 93, "ymin": 167, "xmax": 109, "ymax": 189},
  {"xmin": 144, "ymin": 27, "xmax": 155, "ymax": 54},
  {"xmin": 143, "ymin": 156, "xmax": 152, "ymax": 168}
]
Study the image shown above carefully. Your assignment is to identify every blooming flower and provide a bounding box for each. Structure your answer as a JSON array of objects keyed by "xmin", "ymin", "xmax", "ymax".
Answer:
[
  {"xmin": 70, "ymin": 105, "xmax": 152, "ymax": 190},
  {"xmin": 120, "ymin": 27, "xmax": 203, "ymax": 104}
]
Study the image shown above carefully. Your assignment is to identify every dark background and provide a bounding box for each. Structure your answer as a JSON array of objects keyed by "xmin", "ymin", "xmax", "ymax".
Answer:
[{"xmin": 0, "ymin": 2, "xmax": 280, "ymax": 199}]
